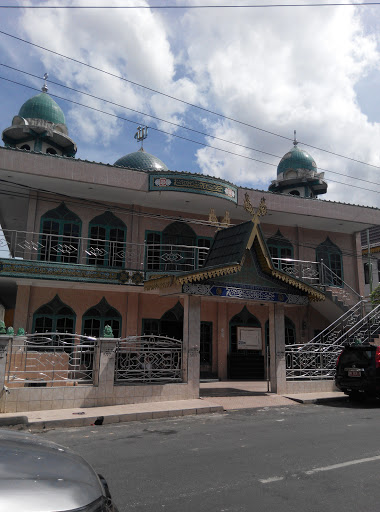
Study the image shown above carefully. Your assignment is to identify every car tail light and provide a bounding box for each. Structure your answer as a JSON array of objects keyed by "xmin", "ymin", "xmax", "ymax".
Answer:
[
  {"xmin": 336, "ymin": 350, "xmax": 343, "ymax": 367},
  {"xmin": 376, "ymin": 347, "xmax": 380, "ymax": 368}
]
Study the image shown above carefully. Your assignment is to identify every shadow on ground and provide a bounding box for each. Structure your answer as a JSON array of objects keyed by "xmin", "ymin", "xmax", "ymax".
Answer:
[
  {"xmin": 200, "ymin": 387, "xmax": 268, "ymax": 397},
  {"xmin": 317, "ymin": 396, "xmax": 380, "ymax": 409}
]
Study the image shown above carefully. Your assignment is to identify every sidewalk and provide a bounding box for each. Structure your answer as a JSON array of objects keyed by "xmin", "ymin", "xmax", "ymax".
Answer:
[{"xmin": 0, "ymin": 382, "xmax": 347, "ymax": 429}]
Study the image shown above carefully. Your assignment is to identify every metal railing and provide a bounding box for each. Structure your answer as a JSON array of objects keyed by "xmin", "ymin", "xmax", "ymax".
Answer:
[
  {"xmin": 114, "ymin": 335, "xmax": 183, "ymax": 383},
  {"xmin": 5, "ymin": 333, "xmax": 97, "ymax": 386},
  {"xmin": 272, "ymin": 258, "xmax": 361, "ymax": 306},
  {"xmin": 0, "ymin": 228, "xmax": 209, "ymax": 274},
  {"xmin": 285, "ymin": 300, "xmax": 368, "ymax": 381}
]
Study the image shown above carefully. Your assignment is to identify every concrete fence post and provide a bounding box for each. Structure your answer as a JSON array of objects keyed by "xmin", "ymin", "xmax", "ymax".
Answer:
[
  {"xmin": 98, "ymin": 338, "xmax": 118, "ymax": 406},
  {"xmin": 0, "ymin": 335, "xmax": 11, "ymax": 413}
]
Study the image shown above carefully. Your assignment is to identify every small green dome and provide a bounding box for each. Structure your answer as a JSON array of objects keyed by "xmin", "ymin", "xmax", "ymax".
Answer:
[
  {"xmin": 18, "ymin": 92, "xmax": 66, "ymax": 125},
  {"xmin": 114, "ymin": 149, "xmax": 168, "ymax": 172},
  {"xmin": 277, "ymin": 144, "xmax": 317, "ymax": 176}
]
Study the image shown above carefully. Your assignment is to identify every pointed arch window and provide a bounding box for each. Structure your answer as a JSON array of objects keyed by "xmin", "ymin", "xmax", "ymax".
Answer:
[
  {"xmin": 316, "ymin": 237, "xmax": 343, "ymax": 286},
  {"xmin": 39, "ymin": 203, "xmax": 81, "ymax": 263},
  {"xmin": 87, "ymin": 211, "xmax": 127, "ymax": 267},
  {"xmin": 33, "ymin": 295, "xmax": 76, "ymax": 334},
  {"xmin": 82, "ymin": 297, "xmax": 121, "ymax": 338},
  {"xmin": 266, "ymin": 230, "xmax": 293, "ymax": 271},
  {"xmin": 145, "ymin": 222, "xmax": 210, "ymax": 271}
]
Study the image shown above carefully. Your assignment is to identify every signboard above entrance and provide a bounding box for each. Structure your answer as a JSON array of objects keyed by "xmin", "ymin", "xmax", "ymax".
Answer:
[{"xmin": 149, "ymin": 173, "xmax": 238, "ymax": 203}]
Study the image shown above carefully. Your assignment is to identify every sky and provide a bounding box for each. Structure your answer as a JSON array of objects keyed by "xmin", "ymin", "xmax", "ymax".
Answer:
[{"xmin": 1, "ymin": 0, "xmax": 380, "ymax": 208}]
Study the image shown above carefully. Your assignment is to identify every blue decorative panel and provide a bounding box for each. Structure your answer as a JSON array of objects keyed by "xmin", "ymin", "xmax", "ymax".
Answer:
[
  {"xmin": 149, "ymin": 173, "xmax": 237, "ymax": 203},
  {"xmin": 182, "ymin": 283, "xmax": 308, "ymax": 305}
]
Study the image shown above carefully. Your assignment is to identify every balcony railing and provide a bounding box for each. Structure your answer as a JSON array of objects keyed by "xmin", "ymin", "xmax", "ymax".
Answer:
[
  {"xmin": 272, "ymin": 257, "xmax": 361, "ymax": 306},
  {"xmin": 0, "ymin": 228, "xmax": 209, "ymax": 275}
]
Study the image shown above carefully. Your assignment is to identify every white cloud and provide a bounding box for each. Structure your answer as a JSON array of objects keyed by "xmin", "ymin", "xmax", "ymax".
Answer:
[
  {"xmin": 12, "ymin": 0, "xmax": 380, "ymax": 206},
  {"xmin": 177, "ymin": 1, "xmax": 380, "ymax": 204}
]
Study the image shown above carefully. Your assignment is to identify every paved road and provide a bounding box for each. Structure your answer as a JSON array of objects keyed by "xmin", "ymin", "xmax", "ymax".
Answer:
[{"xmin": 37, "ymin": 398, "xmax": 380, "ymax": 512}]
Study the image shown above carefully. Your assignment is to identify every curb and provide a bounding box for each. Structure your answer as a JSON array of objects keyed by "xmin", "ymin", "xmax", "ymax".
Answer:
[
  {"xmin": 0, "ymin": 405, "xmax": 224, "ymax": 429},
  {"xmin": 286, "ymin": 396, "xmax": 348, "ymax": 405}
]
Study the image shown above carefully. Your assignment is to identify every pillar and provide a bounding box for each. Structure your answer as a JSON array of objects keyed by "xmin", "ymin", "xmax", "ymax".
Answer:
[
  {"xmin": 217, "ymin": 302, "xmax": 228, "ymax": 380},
  {"xmin": 13, "ymin": 285, "xmax": 31, "ymax": 333},
  {"xmin": 269, "ymin": 303, "xmax": 286, "ymax": 393},
  {"xmin": 126, "ymin": 292, "xmax": 139, "ymax": 336},
  {"xmin": 183, "ymin": 295, "xmax": 201, "ymax": 395}
]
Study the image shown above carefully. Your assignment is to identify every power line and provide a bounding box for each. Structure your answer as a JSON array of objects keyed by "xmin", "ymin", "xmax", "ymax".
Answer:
[
  {"xmin": 0, "ymin": 3, "xmax": 379, "ymax": 8},
  {"xmin": 3, "ymin": 73, "xmax": 380, "ymax": 191},
  {"xmin": 1, "ymin": 29, "xmax": 379, "ymax": 170},
  {"xmin": 0, "ymin": 75, "xmax": 279, "ymax": 168},
  {"xmin": 0, "ymin": 179, "xmax": 365, "ymax": 260}
]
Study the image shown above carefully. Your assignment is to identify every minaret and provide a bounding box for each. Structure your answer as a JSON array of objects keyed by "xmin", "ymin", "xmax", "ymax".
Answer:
[
  {"xmin": 2, "ymin": 73, "xmax": 77, "ymax": 157},
  {"xmin": 268, "ymin": 130, "xmax": 327, "ymax": 198}
]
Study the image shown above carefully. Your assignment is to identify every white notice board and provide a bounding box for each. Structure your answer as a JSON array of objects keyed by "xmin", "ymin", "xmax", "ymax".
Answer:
[{"xmin": 237, "ymin": 327, "xmax": 262, "ymax": 350}]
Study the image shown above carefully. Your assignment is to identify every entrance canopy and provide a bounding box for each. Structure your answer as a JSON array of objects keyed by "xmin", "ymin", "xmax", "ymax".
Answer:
[{"xmin": 145, "ymin": 214, "xmax": 325, "ymax": 304}]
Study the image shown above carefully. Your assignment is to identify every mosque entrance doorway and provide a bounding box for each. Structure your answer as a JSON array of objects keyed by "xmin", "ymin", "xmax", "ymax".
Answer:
[{"xmin": 228, "ymin": 307, "xmax": 265, "ymax": 380}]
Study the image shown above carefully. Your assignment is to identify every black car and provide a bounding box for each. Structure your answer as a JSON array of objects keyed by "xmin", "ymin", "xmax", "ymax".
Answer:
[
  {"xmin": 335, "ymin": 343, "xmax": 380, "ymax": 401},
  {"xmin": 0, "ymin": 430, "xmax": 119, "ymax": 512}
]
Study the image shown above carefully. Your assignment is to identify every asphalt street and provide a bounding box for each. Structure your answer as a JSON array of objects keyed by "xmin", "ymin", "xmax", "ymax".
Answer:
[{"xmin": 34, "ymin": 399, "xmax": 380, "ymax": 512}]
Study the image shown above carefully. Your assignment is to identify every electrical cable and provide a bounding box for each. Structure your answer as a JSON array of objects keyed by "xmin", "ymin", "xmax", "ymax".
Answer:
[
  {"xmin": 3, "ymin": 63, "xmax": 380, "ymax": 188},
  {"xmin": 0, "ymin": 176, "xmax": 369, "ymax": 259},
  {"xmin": 1, "ymin": 29, "xmax": 380, "ymax": 170},
  {"xmin": 0, "ymin": 3, "xmax": 379, "ymax": 9}
]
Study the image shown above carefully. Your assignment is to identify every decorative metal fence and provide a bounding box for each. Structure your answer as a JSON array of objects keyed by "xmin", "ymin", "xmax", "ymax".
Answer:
[
  {"xmin": 115, "ymin": 335, "xmax": 183, "ymax": 383},
  {"xmin": 272, "ymin": 258, "xmax": 361, "ymax": 306},
  {"xmin": 1, "ymin": 229, "xmax": 209, "ymax": 274},
  {"xmin": 145, "ymin": 243, "xmax": 209, "ymax": 273},
  {"xmin": 286, "ymin": 345, "xmax": 343, "ymax": 380},
  {"xmin": 6, "ymin": 333, "xmax": 97, "ymax": 386},
  {"xmin": 272, "ymin": 258, "xmax": 320, "ymax": 285},
  {"xmin": 285, "ymin": 301, "xmax": 375, "ymax": 381}
]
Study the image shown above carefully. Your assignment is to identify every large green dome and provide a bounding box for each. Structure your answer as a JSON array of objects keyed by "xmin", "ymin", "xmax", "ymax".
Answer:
[
  {"xmin": 18, "ymin": 92, "xmax": 66, "ymax": 125},
  {"xmin": 277, "ymin": 144, "xmax": 317, "ymax": 176},
  {"xmin": 114, "ymin": 149, "xmax": 168, "ymax": 172}
]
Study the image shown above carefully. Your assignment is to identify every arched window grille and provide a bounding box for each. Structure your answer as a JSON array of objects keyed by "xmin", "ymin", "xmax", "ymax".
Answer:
[
  {"xmin": 82, "ymin": 297, "xmax": 121, "ymax": 338},
  {"xmin": 87, "ymin": 211, "xmax": 127, "ymax": 267},
  {"xmin": 266, "ymin": 230, "xmax": 293, "ymax": 271},
  {"xmin": 33, "ymin": 295, "xmax": 76, "ymax": 334},
  {"xmin": 39, "ymin": 203, "xmax": 81, "ymax": 263},
  {"xmin": 145, "ymin": 222, "xmax": 211, "ymax": 271},
  {"xmin": 316, "ymin": 237, "xmax": 343, "ymax": 286}
]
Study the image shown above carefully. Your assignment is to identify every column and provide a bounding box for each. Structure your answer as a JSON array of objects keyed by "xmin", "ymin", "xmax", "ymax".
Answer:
[
  {"xmin": 0, "ymin": 335, "xmax": 11, "ymax": 413},
  {"xmin": 217, "ymin": 302, "xmax": 228, "ymax": 380},
  {"xmin": 271, "ymin": 303, "xmax": 286, "ymax": 394},
  {"xmin": 183, "ymin": 295, "xmax": 201, "ymax": 395},
  {"xmin": 13, "ymin": 285, "xmax": 31, "ymax": 333}
]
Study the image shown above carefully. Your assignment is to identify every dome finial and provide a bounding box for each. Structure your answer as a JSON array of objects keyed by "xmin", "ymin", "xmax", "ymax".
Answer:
[
  {"xmin": 134, "ymin": 125, "xmax": 148, "ymax": 150},
  {"xmin": 293, "ymin": 129, "xmax": 298, "ymax": 146},
  {"xmin": 41, "ymin": 72, "xmax": 49, "ymax": 93}
]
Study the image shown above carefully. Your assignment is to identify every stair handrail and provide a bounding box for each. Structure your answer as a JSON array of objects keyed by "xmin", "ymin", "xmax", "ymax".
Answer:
[
  {"xmin": 320, "ymin": 261, "xmax": 362, "ymax": 303},
  {"xmin": 286, "ymin": 299, "xmax": 366, "ymax": 352},
  {"xmin": 332, "ymin": 302, "xmax": 380, "ymax": 347}
]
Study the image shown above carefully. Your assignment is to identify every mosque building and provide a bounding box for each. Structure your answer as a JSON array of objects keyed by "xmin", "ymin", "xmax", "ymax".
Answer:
[{"xmin": 0, "ymin": 81, "xmax": 378, "ymax": 412}]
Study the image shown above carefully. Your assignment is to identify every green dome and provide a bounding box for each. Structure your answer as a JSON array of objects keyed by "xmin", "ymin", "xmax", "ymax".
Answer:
[
  {"xmin": 114, "ymin": 149, "xmax": 168, "ymax": 172},
  {"xmin": 277, "ymin": 144, "xmax": 317, "ymax": 176},
  {"xmin": 18, "ymin": 92, "xmax": 66, "ymax": 125}
]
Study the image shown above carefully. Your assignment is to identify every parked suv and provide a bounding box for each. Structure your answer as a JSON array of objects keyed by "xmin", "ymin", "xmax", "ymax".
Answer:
[{"xmin": 335, "ymin": 343, "xmax": 380, "ymax": 400}]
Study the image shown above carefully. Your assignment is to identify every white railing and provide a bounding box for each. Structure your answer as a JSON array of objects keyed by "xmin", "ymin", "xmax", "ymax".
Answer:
[
  {"xmin": 272, "ymin": 257, "xmax": 361, "ymax": 306},
  {"xmin": 6, "ymin": 333, "xmax": 97, "ymax": 386},
  {"xmin": 0, "ymin": 229, "xmax": 209, "ymax": 274},
  {"xmin": 115, "ymin": 335, "xmax": 183, "ymax": 383}
]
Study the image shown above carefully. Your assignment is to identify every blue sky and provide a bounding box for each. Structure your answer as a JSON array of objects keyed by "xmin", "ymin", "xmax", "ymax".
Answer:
[{"xmin": 1, "ymin": 1, "xmax": 380, "ymax": 207}]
